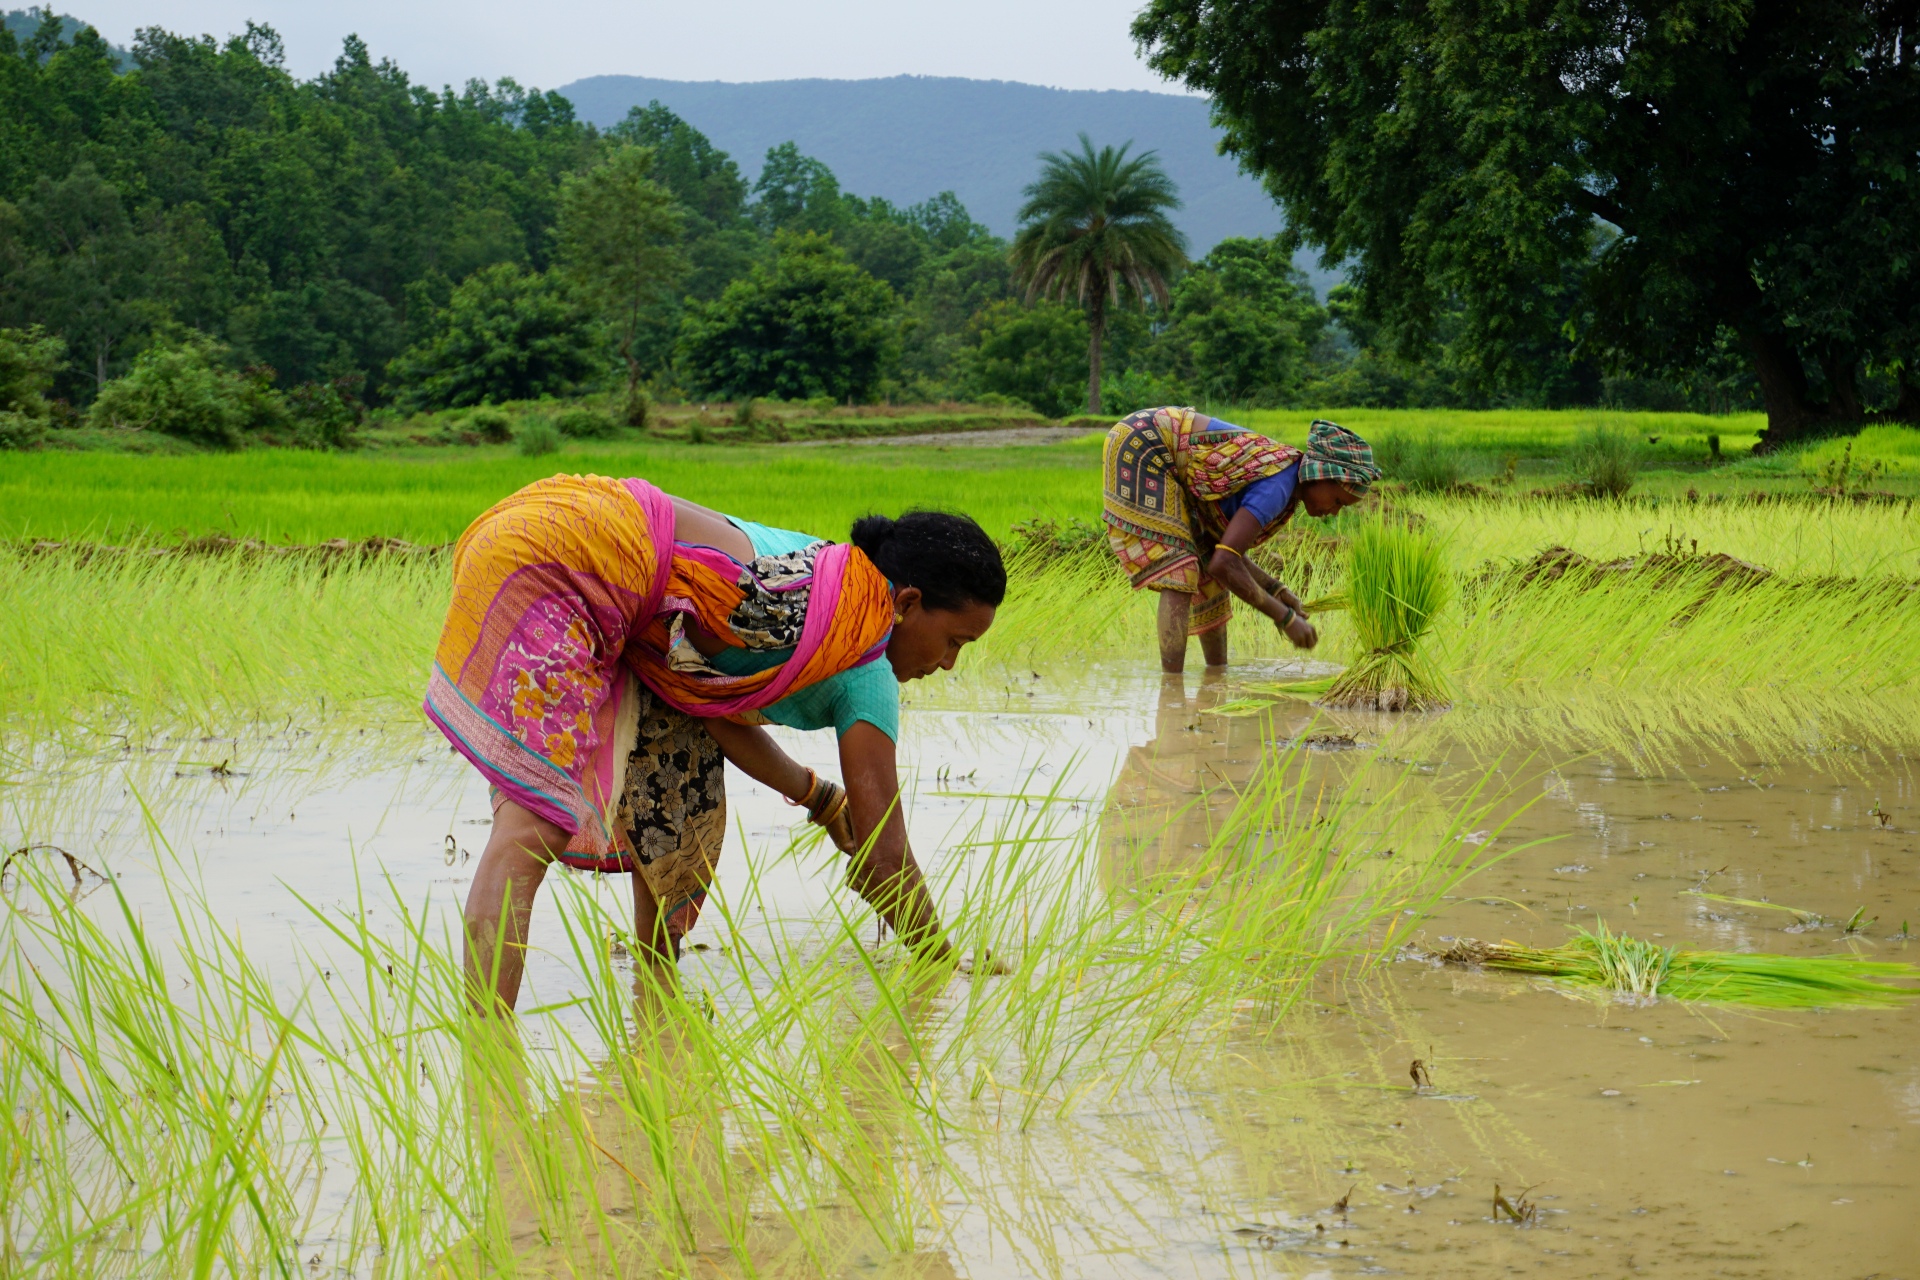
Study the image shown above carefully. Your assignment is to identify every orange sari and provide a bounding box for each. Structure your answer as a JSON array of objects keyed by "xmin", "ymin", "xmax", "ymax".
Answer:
[{"xmin": 424, "ymin": 474, "xmax": 891, "ymax": 859}]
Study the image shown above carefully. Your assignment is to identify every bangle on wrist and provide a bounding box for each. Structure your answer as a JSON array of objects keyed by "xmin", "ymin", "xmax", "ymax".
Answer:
[{"xmin": 784, "ymin": 768, "xmax": 848, "ymax": 828}]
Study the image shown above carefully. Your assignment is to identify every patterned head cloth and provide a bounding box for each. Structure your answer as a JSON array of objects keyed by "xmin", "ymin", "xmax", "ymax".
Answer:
[{"xmin": 1297, "ymin": 419, "xmax": 1382, "ymax": 494}]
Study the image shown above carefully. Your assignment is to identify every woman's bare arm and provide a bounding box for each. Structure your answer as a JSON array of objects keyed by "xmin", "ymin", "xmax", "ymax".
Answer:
[
  {"xmin": 1206, "ymin": 509, "xmax": 1316, "ymax": 647},
  {"xmin": 837, "ymin": 721, "xmax": 953, "ymax": 964},
  {"xmin": 703, "ymin": 717, "xmax": 813, "ymax": 801}
]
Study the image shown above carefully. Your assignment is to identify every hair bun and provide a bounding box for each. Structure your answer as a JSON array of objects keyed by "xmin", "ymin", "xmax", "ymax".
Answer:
[
  {"xmin": 849, "ymin": 514, "xmax": 896, "ymax": 556},
  {"xmin": 845, "ymin": 509, "xmax": 1006, "ymax": 611}
]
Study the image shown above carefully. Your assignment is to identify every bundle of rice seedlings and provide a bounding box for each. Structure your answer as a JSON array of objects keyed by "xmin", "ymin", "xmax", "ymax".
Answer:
[
  {"xmin": 1437, "ymin": 919, "xmax": 1920, "ymax": 1009},
  {"xmin": 1320, "ymin": 520, "xmax": 1452, "ymax": 712}
]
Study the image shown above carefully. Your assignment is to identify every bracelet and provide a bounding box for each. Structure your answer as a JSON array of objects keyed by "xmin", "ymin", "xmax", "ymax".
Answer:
[
  {"xmin": 1214, "ymin": 544, "xmax": 1244, "ymax": 559},
  {"xmin": 811, "ymin": 783, "xmax": 849, "ymax": 829},
  {"xmin": 1278, "ymin": 604, "xmax": 1297, "ymax": 628},
  {"xmin": 784, "ymin": 768, "xmax": 849, "ymax": 828}
]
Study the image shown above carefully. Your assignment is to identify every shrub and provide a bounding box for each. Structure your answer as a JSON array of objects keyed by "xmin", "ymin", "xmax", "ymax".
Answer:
[
  {"xmin": 677, "ymin": 232, "xmax": 896, "ymax": 402},
  {"xmin": 0, "ymin": 326, "xmax": 66, "ymax": 451},
  {"xmin": 88, "ymin": 333, "xmax": 285, "ymax": 449},
  {"xmin": 1379, "ymin": 429, "xmax": 1468, "ymax": 493},
  {"xmin": 1567, "ymin": 425, "xmax": 1639, "ymax": 497},
  {"xmin": 1, "ymin": 326, "xmax": 63, "ymax": 416},
  {"xmin": 468, "ymin": 409, "xmax": 512, "ymax": 443},
  {"xmin": 555, "ymin": 408, "xmax": 616, "ymax": 439},
  {"xmin": 284, "ymin": 378, "xmax": 364, "ymax": 450},
  {"xmin": 961, "ymin": 299, "xmax": 1088, "ymax": 419},
  {"xmin": 731, "ymin": 398, "xmax": 756, "ymax": 427},
  {"xmin": 516, "ymin": 416, "xmax": 562, "ymax": 456},
  {"xmin": 621, "ymin": 388, "xmax": 650, "ymax": 429},
  {"xmin": 1100, "ymin": 367, "xmax": 1184, "ymax": 418},
  {"xmin": 0, "ymin": 412, "xmax": 44, "ymax": 450}
]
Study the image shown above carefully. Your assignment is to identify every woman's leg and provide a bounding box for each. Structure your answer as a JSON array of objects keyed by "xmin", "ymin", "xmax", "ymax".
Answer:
[
  {"xmin": 1157, "ymin": 591, "xmax": 1193, "ymax": 672},
  {"xmin": 1199, "ymin": 621, "xmax": 1229, "ymax": 668},
  {"xmin": 630, "ymin": 868, "xmax": 675, "ymax": 961},
  {"xmin": 463, "ymin": 800, "xmax": 567, "ymax": 1013}
]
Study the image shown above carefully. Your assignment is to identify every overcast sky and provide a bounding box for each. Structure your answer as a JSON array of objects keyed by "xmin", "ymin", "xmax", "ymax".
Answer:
[{"xmin": 68, "ymin": 1, "xmax": 1183, "ymax": 94}]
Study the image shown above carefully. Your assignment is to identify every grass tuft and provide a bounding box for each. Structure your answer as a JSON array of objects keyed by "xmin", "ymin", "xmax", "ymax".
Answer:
[
  {"xmin": 515, "ymin": 415, "xmax": 562, "ymax": 457},
  {"xmin": 1566, "ymin": 425, "xmax": 1640, "ymax": 497}
]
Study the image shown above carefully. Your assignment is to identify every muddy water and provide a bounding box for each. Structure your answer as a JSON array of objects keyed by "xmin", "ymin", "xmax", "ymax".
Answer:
[
  {"xmin": 6, "ymin": 667, "xmax": 1917, "ymax": 1276},
  {"xmin": 1099, "ymin": 674, "xmax": 1919, "ymax": 1277}
]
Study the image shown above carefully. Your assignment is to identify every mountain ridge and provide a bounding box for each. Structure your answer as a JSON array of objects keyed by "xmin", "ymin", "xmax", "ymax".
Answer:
[{"xmin": 557, "ymin": 73, "xmax": 1320, "ymax": 279}]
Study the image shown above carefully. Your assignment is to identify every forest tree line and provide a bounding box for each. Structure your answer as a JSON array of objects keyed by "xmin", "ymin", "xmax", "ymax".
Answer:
[{"xmin": 1, "ymin": 13, "xmax": 1765, "ymax": 449}]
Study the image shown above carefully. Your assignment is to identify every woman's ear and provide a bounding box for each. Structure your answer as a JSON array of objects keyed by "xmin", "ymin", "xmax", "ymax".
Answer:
[{"xmin": 892, "ymin": 584, "xmax": 923, "ymax": 621}]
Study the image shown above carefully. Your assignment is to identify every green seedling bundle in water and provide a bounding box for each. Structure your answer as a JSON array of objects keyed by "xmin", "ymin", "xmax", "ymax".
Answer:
[
  {"xmin": 1320, "ymin": 520, "xmax": 1452, "ymax": 711},
  {"xmin": 1269, "ymin": 519, "xmax": 1454, "ymax": 713},
  {"xmin": 1437, "ymin": 918, "xmax": 1920, "ymax": 1009}
]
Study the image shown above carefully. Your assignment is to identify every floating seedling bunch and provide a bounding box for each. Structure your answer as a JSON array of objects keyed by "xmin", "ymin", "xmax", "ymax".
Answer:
[{"xmin": 1436, "ymin": 919, "xmax": 1920, "ymax": 1009}]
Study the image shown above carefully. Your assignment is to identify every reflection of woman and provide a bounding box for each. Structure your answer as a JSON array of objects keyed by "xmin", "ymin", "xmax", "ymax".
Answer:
[
  {"xmin": 1102, "ymin": 409, "xmax": 1381, "ymax": 671},
  {"xmin": 424, "ymin": 474, "xmax": 1005, "ymax": 1009},
  {"xmin": 1101, "ymin": 674, "xmax": 1268, "ymax": 886}
]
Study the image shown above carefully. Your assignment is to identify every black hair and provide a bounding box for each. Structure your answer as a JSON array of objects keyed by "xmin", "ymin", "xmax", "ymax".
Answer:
[{"xmin": 849, "ymin": 510, "xmax": 1006, "ymax": 611}]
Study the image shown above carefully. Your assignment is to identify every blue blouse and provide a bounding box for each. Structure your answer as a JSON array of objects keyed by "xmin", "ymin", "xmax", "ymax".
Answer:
[{"xmin": 1217, "ymin": 460, "xmax": 1302, "ymax": 530}]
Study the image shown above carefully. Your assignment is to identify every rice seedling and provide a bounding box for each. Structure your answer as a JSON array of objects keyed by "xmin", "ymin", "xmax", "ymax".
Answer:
[
  {"xmin": 0, "ymin": 735, "xmax": 1530, "ymax": 1276},
  {"xmin": 1316, "ymin": 520, "xmax": 1452, "ymax": 711},
  {"xmin": 1436, "ymin": 919, "xmax": 1920, "ymax": 1008}
]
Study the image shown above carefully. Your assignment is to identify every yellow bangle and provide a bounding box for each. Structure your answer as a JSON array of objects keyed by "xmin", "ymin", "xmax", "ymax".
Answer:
[{"xmin": 1214, "ymin": 544, "xmax": 1243, "ymax": 558}]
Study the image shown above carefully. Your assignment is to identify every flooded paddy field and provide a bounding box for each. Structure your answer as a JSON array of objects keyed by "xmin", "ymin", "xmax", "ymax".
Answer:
[{"xmin": 5, "ymin": 659, "xmax": 1914, "ymax": 1278}]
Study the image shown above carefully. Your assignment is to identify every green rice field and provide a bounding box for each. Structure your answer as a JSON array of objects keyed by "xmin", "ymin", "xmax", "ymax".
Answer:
[
  {"xmin": 2, "ymin": 416, "xmax": 1917, "ymax": 1277},
  {"xmin": 6, "ymin": 410, "xmax": 1918, "ymax": 547}
]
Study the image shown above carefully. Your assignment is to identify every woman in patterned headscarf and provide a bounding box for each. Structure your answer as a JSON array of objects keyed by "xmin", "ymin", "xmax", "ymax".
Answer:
[{"xmin": 1102, "ymin": 409, "xmax": 1381, "ymax": 672}]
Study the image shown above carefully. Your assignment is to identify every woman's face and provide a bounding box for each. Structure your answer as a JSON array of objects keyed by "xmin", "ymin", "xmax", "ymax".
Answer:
[
  {"xmin": 887, "ymin": 587, "xmax": 996, "ymax": 682},
  {"xmin": 1301, "ymin": 478, "xmax": 1364, "ymax": 518}
]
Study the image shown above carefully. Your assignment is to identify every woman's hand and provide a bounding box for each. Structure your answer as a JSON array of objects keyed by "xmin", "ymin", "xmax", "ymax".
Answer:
[
  {"xmin": 839, "ymin": 721, "xmax": 953, "ymax": 965},
  {"xmin": 1281, "ymin": 610, "xmax": 1318, "ymax": 650}
]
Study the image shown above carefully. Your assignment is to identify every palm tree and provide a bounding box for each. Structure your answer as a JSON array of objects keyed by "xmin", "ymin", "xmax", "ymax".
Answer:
[{"xmin": 1010, "ymin": 135, "xmax": 1187, "ymax": 414}]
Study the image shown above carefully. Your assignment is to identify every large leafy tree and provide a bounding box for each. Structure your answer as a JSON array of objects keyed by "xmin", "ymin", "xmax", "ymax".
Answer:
[
  {"xmin": 1150, "ymin": 236, "xmax": 1327, "ymax": 405},
  {"xmin": 962, "ymin": 299, "xmax": 1089, "ymax": 418},
  {"xmin": 1135, "ymin": 0, "xmax": 1920, "ymax": 440},
  {"xmin": 1009, "ymin": 135, "xmax": 1187, "ymax": 414},
  {"xmin": 385, "ymin": 263, "xmax": 603, "ymax": 409},
  {"xmin": 677, "ymin": 231, "xmax": 896, "ymax": 402},
  {"xmin": 610, "ymin": 102, "xmax": 749, "ymax": 231},
  {"xmin": 555, "ymin": 145, "xmax": 684, "ymax": 426}
]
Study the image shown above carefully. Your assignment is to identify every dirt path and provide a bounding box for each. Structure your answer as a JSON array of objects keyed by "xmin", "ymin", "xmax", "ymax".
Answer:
[{"xmin": 787, "ymin": 426, "xmax": 1098, "ymax": 448}]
